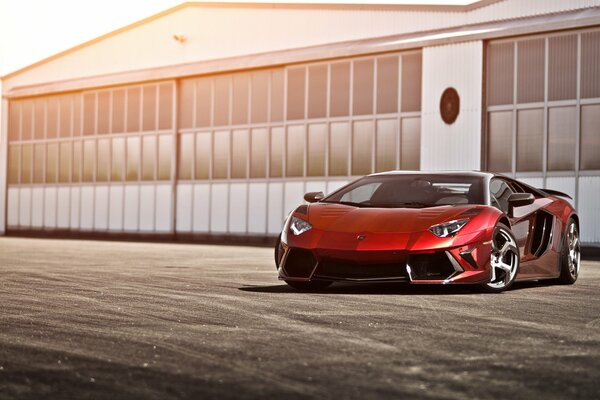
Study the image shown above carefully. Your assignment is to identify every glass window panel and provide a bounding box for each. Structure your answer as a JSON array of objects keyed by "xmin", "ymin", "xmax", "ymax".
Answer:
[
  {"xmin": 232, "ymin": 74, "xmax": 249, "ymax": 125},
  {"xmin": 8, "ymin": 145, "xmax": 19, "ymax": 184},
  {"xmin": 72, "ymin": 141, "xmax": 81, "ymax": 182},
  {"xmin": 21, "ymin": 101, "xmax": 33, "ymax": 141},
  {"xmin": 548, "ymin": 107, "xmax": 576, "ymax": 171},
  {"xmin": 517, "ymin": 39, "xmax": 545, "ymax": 104},
  {"xmin": 487, "ymin": 42, "xmax": 515, "ymax": 106},
  {"xmin": 250, "ymin": 128, "xmax": 268, "ymax": 178},
  {"xmin": 330, "ymin": 62, "xmax": 350, "ymax": 117},
  {"xmin": 83, "ymin": 93, "xmax": 95, "ymax": 135},
  {"xmin": 307, "ymin": 124, "xmax": 326, "ymax": 177},
  {"xmin": 158, "ymin": 135, "xmax": 172, "ymax": 180},
  {"xmin": 353, "ymin": 59, "xmax": 374, "ymax": 115},
  {"xmin": 376, "ymin": 119, "xmax": 397, "ymax": 172},
  {"xmin": 111, "ymin": 138, "xmax": 124, "ymax": 182},
  {"xmin": 308, "ymin": 65, "xmax": 327, "ymax": 119},
  {"xmin": 178, "ymin": 134, "xmax": 194, "ymax": 180},
  {"xmin": 270, "ymin": 127, "xmax": 284, "ymax": 178},
  {"xmin": 46, "ymin": 97, "xmax": 58, "ymax": 139},
  {"xmin": 22, "ymin": 144, "xmax": 32, "ymax": 183},
  {"xmin": 83, "ymin": 140, "xmax": 95, "ymax": 182},
  {"xmin": 581, "ymin": 31, "xmax": 600, "ymax": 99},
  {"xmin": 286, "ymin": 125, "xmax": 305, "ymax": 177},
  {"xmin": 158, "ymin": 83, "xmax": 173, "ymax": 130},
  {"xmin": 127, "ymin": 87, "xmax": 141, "ymax": 132},
  {"xmin": 195, "ymin": 132, "xmax": 211, "ymax": 179},
  {"xmin": 581, "ymin": 104, "xmax": 600, "ymax": 170},
  {"xmin": 34, "ymin": 98, "xmax": 45, "ymax": 139},
  {"xmin": 126, "ymin": 136, "xmax": 140, "ymax": 181},
  {"xmin": 487, "ymin": 111, "xmax": 513, "ymax": 172},
  {"xmin": 213, "ymin": 130, "xmax": 230, "ymax": 179},
  {"xmin": 142, "ymin": 135, "xmax": 157, "ymax": 180},
  {"xmin": 112, "ymin": 89, "xmax": 126, "ymax": 134},
  {"xmin": 329, "ymin": 122, "xmax": 349, "ymax": 176},
  {"xmin": 352, "ymin": 120, "xmax": 373, "ymax": 175},
  {"xmin": 143, "ymin": 85, "xmax": 157, "ymax": 131},
  {"xmin": 516, "ymin": 109, "xmax": 543, "ymax": 172},
  {"xmin": 287, "ymin": 68, "xmax": 306, "ymax": 120},
  {"xmin": 401, "ymin": 53, "xmax": 422, "ymax": 112},
  {"xmin": 178, "ymin": 79, "xmax": 195, "ymax": 129},
  {"xmin": 271, "ymin": 70, "xmax": 284, "ymax": 122},
  {"xmin": 97, "ymin": 91, "xmax": 110, "ymax": 134},
  {"xmin": 214, "ymin": 76, "xmax": 230, "ymax": 126},
  {"xmin": 377, "ymin": 57, "xmax": 399, "ymax": 114},
  {"xmin": 73, "ymin": 94, "xmax": 82, "ymax": 137},
  {"xmin": 59, "ymin": 142, "xmax": 71, "ymax": 183},
  {"xmin": 9, "ymin": 101, "xmax": 20, "ymax": 142},
  {"xmin": 96, "ymin": 138, "xmax": 109, "ymax": 182},
  {"xmin": 46, "ymin": 142, "xmax": 58, "ymax": 183},
  {"xmin": 33, "ymin": 143, "xmax": 45, "ymax": 183},
  {"xmin": 196, "ymin": 78, "xmax": 212, "ymax": 128},
  {"xmin": 231, "ymin": 129, "xmax": 249, "ymax": 179},
  {"xmin": 251, "ymin": 71, "xmax": 269, "ymax": 123},
  {"xmin": 548, "ymin": 35, "xmax": 577, "ymax": 101},
  {"xmin": 59, "ymin": 96, "xmax": 72, "ymax": 137},
  {"xmin": 401, "ymin": 117, "xmax": 421, "ymax": 170}
]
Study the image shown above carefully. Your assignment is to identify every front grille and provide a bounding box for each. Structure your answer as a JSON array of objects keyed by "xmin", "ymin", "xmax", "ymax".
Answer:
[
  {"xmin": 407, "ymin": 252, "xmax": 456, "ymax": 280},
  {"xmin": 283, "ymin": 249, "xmax": 317, "ymax": 278},
  {"xmin": 315, "ymin": 260, "xmax": 407, "ymax": 280}
]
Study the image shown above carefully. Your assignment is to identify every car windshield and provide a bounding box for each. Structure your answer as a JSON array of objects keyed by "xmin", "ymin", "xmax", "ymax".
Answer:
[{"xmin": 323, "ymin": 174, "xmax": 484, "ymax": 208}]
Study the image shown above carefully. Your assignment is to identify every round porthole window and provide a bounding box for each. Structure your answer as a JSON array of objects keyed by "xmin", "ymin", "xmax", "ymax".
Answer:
[{"xmin": 440, "ymin": 87, "xmax": 460, "ymax": 124}]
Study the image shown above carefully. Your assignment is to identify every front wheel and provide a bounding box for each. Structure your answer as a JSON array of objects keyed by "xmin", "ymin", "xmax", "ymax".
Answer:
[
  {"xmin": 556, "ymin": 218, "xmax": 580, "ymax": 285},
  {"xmin": 284, "ymin": 280, "xmax": 332, "ymax": 291},
  {"xmin": 481, "ymin": 223, "xmax": 520, "ymax": 293}
]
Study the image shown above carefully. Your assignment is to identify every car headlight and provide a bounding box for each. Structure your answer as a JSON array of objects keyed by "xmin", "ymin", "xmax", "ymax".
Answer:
[
  {"xmin": 428, "ymin": 218, "xmax": 469, "ymax": 238},
  {"xmin": 289, "ymin": 216, "xmax": 312, "ymax": 235}
]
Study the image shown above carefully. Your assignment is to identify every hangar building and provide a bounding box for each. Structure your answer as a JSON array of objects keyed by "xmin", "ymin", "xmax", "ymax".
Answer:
[{"xmin": 1, "ymin": 0, "xmax": 600, "ymax": 245}]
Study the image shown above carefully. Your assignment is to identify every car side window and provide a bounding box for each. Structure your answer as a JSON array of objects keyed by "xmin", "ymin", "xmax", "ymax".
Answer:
[{"xmin": 490, "ymin": 179, "xmax": 515, "ymax": 214}]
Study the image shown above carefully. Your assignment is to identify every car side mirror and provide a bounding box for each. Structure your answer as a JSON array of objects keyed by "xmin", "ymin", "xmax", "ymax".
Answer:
[
  {"xmin": 304, "ymin": 191, "xmax": 324, "ymax": 203},
  {"xmin": 508, "ymin": 193, "xmax": 535, "ymax": 216}
]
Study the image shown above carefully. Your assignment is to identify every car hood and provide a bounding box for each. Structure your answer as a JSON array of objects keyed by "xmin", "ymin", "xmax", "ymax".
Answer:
[{"xmin": 307, "ymin": 203, "xmax": 477, "ymax": 234}]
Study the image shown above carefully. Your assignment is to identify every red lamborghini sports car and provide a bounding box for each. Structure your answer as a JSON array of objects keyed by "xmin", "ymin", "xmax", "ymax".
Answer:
[{"xmin": 275, "ymin": 171, "xmax": 580, "ymax": 293}]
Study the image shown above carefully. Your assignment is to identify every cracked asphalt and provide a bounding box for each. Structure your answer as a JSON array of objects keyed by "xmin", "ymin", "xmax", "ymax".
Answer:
[{"xmin": 0, "ymin": 237, "xmax": 599, "ymax": 399}]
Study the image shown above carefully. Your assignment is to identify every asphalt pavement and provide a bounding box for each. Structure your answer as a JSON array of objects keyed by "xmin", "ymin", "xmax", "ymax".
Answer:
[{"xmin": 0, "ymin": 237, "xmax": 598, "ymax": 400}]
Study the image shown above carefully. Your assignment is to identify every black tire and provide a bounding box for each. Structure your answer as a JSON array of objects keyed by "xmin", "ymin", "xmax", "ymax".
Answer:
[
  {"xmin": 557, "ymin": 218, "xmax": 580, "ymax": 285},
  {"xmin": 274, "ymin": 235, "xmax": 282, "ymax": 270},
  {"xmin": 284, "ymin": 280, "xmax": 332, "ymax": 291},
  {"xmin": 480, "ymin": 222, "xmax": 520, "ymax": 293}
]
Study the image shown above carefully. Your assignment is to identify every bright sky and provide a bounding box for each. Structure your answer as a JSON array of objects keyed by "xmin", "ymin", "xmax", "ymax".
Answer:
[{"xmin": 0, "ymin": 0, "xmax": 475, "ymax": 76}]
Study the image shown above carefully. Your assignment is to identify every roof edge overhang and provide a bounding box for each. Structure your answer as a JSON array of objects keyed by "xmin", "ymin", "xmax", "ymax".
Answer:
[{"xmin": 4, "ymin": 7, "xmax": 600, "ymax": 99}]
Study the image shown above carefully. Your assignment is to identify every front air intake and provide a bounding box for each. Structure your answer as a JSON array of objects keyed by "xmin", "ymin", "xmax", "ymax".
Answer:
[{"xmin": 283, "ymin": 249, "xmax": 317, "ymax": 278}]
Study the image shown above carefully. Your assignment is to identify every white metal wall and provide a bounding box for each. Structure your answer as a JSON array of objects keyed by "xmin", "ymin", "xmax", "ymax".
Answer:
[
  {"xmin": 0, "ymin": 81, "xmax": 6, "ymax": 235},
  {"xmin": 420, "ymin": 41, "xmax": 483, "ymax": 171}
]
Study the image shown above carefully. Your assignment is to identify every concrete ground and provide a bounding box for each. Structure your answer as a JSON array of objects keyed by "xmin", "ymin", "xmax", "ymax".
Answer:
[{"xmin": 0, "ymin": 237, "xmax": 598, "ymax": 400}]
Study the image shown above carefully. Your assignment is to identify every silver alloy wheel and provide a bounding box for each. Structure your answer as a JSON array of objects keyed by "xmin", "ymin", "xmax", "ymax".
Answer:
[
  {"xmin": 488, "ymin": 227, "xmax": 519, "ymax": 290},
  {"xmin": 567, "ymin": 223, "xmax": 581, "ymax": 279}
]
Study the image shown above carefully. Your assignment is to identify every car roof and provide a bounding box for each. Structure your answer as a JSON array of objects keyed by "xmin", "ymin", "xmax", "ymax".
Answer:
[{"xmin": 370, "ymin": 170, "xmax": 495, "ymax": 179}]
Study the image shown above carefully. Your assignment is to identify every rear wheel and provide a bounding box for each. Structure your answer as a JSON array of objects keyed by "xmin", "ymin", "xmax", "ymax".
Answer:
[
  {"xmin": 481, "ymin": 223, "xmax": 520, "ymax": 293},
  {"xmin": 557, "ymin": 218, "xmax": 580, "ymax": 285},
  {"xmin": 284, "ymin": 280, "xmax": 332, "ymax": 291}
]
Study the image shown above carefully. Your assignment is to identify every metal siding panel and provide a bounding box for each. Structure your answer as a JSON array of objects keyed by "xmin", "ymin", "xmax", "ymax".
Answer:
[
  {"xmin": 305, "ymin": 181, "xmax": 328, "ymax": 195},
  {"xmin": 545, "ymin": 177, "xmax": 576, "ymax": 206},
  {"xmin": 139, "ymin": 185, "xmax": 155, "ymax": 232},
  {"xmin": 228, "ymin": 183, "xmax": 247, "ymax": 233},
  {"xmin": 267, "ymin": 182, "xmax": 284, "ymax": 235},
  {"xmin": 421, "ymin": 41, "xmax": 483, "ymax": 170},
  {"xmin": 56, "ymin": 187, "xmax": 70, "ymax": 228},
  {"xmin": 70, "ymin": 187, "xmax": 80, "ymax": 229},
  {"xmin": 80, "ymin": 186, "xmax": 94, "ymax": 230},
  {"xmin": 284, "ymin": 182, "xmax": 305, "ymax": 218},
  {"xmin": 7, "ymin": 188, "xmax": 19, "ymax": 227},
  {"xmin": 578, "ymin": 176, "xmax": 600, "ymax": 244},
  {"xmin": 109, "ymin": 185, "xmax": 124, "ymax": 231},
  {"xmin": 248, "ymin": 182, "xmax": 267, "ymax": 234},
  {"xmin": 123, "ymin": 185, "xmax": 139, "ymax": 232},
  {"xmin": 516, "ymin": 177, "xmax": 544, "ymax": 189},
  {"xmin": 31, "ymin": 187, "xmax": 44, "ymax": 228},
  {"xmin": 176, "ymin": 184, "xmax": 193, "ymax": 232},
  {"xmin": 192, "ymin": 184, "xmax": 210, "ymax": 232},
  {"xmin": 43, "ymin": 187, "xmax": 57, "ymax": 228},
  {"xmin": 210, "ymin": 183, "xmax": 228, "ymax": 233},
  {"xmin": 94, "ymin": 185, "xmax": 109, "ymax": 230},
  {"xmin": 19, "ymin": 188, "xmax": 31, "ymax": 227},
  {"xmin": 155, "ymin": 184, "xmax": 171, "ymax": 232}
]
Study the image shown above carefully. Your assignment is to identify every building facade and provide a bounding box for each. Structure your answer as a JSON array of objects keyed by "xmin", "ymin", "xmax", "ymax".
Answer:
[{"xmin": 1, "ymin": 0, "xmax": 600, "ymax": 245}]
